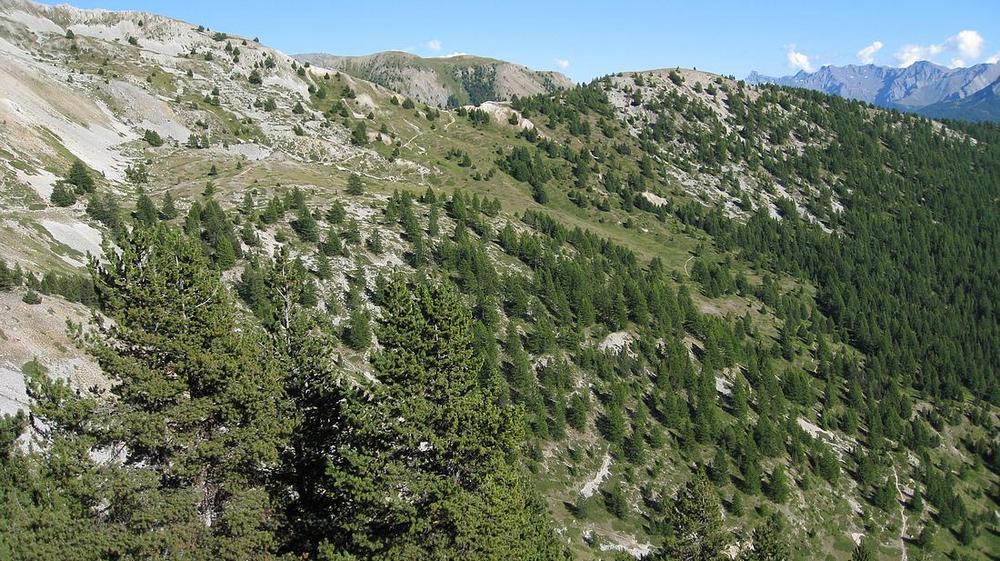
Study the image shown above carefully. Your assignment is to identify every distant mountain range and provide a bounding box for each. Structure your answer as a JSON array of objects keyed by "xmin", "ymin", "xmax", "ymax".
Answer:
[
  {"xmin": 747, "ymin": 61, "xmax": 1000, "ymax": 122},
  {"xmin": 294, "ymin": 51, "xmax": 573, "ymax": 108}
]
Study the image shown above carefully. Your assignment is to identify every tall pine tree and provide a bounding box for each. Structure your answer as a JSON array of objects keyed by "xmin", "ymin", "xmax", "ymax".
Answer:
[{"xmin": 317, "ymin": 277, "xmax": 564, "ymax": 559}]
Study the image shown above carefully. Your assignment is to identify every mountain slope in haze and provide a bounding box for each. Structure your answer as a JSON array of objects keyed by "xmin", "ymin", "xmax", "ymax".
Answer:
[
  {"xmin": 294, "ymin": 50, "xmax": 573, "ymax": 107},
  {"xmin": 747, "ymin": 61, "xmax": 1000, "ymax": 120},
  {"xmin": 919, "ymin": 75, "xmax": 1000, "ymax": 121}
]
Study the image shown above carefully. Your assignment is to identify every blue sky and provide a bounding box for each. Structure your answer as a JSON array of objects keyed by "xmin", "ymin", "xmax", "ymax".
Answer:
[{"xmin": 46, "ymin": 0, "xmax": 1000, "ymax": 81}]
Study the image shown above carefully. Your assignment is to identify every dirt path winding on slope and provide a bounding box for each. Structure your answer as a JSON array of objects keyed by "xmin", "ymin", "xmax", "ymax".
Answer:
[{"xmin": 893, "ymin": 464, "xmax": 908, "ymax": 561}]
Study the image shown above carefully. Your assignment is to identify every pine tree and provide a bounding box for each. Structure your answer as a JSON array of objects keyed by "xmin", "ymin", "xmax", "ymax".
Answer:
[
  {"xmin": 766, "ymin": 466, "xmax": 790, "ymax": 504},
  {"xmin": 365, "ymin": 228, "xmax": 384, "ymax": 254},
  {"xmin": 851, "ymin": 537, "xmax": 876, "ymax": 561},
  {"xmin": 290, "ymin": 186, "xmax": 307, "ymax": 211},
  {"xmin": 240, "ymin": 218, "xmax": 260, "ymax": 247},
  {"xmin": 144, "ymin": 128, "xmax": 164, "ymax": 146},
  {"xmin": 50, "ymin": 181, "xmax": 77, "ymax": 206},
  {"xmin": 351, "ymin": 121, "xmax": 367, "ymax": 146},
  {"xmin": 303, "ymin": 252, "xmax": 327, "ymax": 284},
  {"xmin": 915, "ymin": 523, "xmax": 935, "ymax": 549},
  {"xmin": 320, "ymin": 277, "xmax": 564, "ymax": 559},
  {"xmin": 742, "ymin": 514, "xmax": 789, "ymax": 561},
  {"xmin": 256, "ymin": 259, "xmax": 348, "ymax": 556},
  {"xmin": 342, "ymin": 219, "xmax": 362, "ymax": 245},
  {"xmin": 326, "ymin": 200, "xmax": 346, "ymax": 223},
  {"xmin": 67, "ymin": 159, "xmax": 95, "ymax": 194},
  {"xmin": 815, "ymin": 447, "xmax": 840, "ymax": 483},
  {"xmin": 292, "ymin": 205, "xmax": 319, "ymax": 242},
  {"xmin": 320, "ymin": 226, "xmax": 345, "ymax": 257},
  {"xmin": 261, "ymin": 195, "xmax": 283, "ymax": 224},
  {"xmin": 427, "ymin": 204, "xmax": 440, "ymax": 237},
  {"xmin": 656, "ymin": 472, "xmax": 728, "ymax": 560},
  {"xmin": 343, "ymin": 307, "xmax": 371, "ymax": 349},
  {"xmin": 161, "ymin": 190, "xmax": 179, "ymax": 219},
  {"xmin": 958, "ymin": 520, "xmax": 975, "ymax": 545},
  {"xmin": 135, "ymin": 188, "xmax": 159, "ymax": 225},
  {"xmin": 215, "ymin": 234, "xmax": 237, "ymax": 270},
  {"xmin": 87, "ymin": 224, "xmax": 290, "ymax": 557},
  {"xmin": 729, "ymin": 491, "xmax": 745, "ymax": 516},
  {"xmin": 605, "ymin": 483, "xmax": 630, "ymax": 519},
  {"xmin": 8, "ymin": 362, "xmax": 112, "ymax": 559},
  {"xmin": 567, "ymin": 393, "xmax": 589, "ymax": 431},
  {"xmin": 240, "ymin": 192, "xmax": 255, "ymax": 215},
  {"xmin": 21, "ymin": 289, "xmax": 41, "ymax": 305},
  {"xmin": 185, "ymin": 200, "xmax": 203, "ymax": 236},
  {"xmin": 346, "ymin": 173, "xmax": 364, "ymax": 196},
  {"xmin": 529, "ymin": 313, "xmax": 557, "ymax": 354},
  {"xmin": 709, "ymin": 447, "xmax": 730, "ymax": 486}
]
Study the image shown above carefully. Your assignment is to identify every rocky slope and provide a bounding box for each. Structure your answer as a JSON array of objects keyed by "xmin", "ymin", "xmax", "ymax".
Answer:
[{"xmin": 294, "ymin": 50, "xmax": 573, "ymax": 107}]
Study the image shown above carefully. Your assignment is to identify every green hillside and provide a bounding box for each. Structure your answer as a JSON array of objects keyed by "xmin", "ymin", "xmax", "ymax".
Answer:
[{"xmin": 0, "ymin": 5, "xmax": 997, "ymax": 561}]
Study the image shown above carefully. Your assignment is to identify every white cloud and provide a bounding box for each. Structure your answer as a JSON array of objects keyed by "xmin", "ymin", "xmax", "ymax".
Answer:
[
  {"xmin": 857, "ymin": 40, "xmax": 883, "ymax": 64},
  {"xmin": 895, "ymin": 30, "xmax": 985, "ymax": 67},
  {"xmin": 436, "ymin": 52, "xmax": 469, "ymax": 58},
  {"xmin": 986, "ymin": 52, "xmax": 1000, "ymax": 64},
  {"xmin": 786, "ymin": 44, "xmax": 814, "ymax": 72},
  {"xmin": 896, "ymin": 43, "xmax": 945, "ymax": 67},
  {"xmin": 555, "ymin": 58, "xmax": 570, "ymax": 69},
  {"xmin": 954, "ymin": 30, "xmax": 984, "ymax": 59},
  {"xmin": 426, "ymin": 39, "xmax": 442, "ymax": 52}
]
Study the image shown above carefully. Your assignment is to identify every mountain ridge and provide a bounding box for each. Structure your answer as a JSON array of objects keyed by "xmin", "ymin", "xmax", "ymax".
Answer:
[
  {"xmin": 747, "ymin": 61, "xmax": 1000, "ymax": 120},
  {"xmin": 918, "ymin": 74, "xmax": 1000, "ymax": 121},
  {"xmin": 294, "ymin": 50, "xmax": 573, "ymax": 107}
]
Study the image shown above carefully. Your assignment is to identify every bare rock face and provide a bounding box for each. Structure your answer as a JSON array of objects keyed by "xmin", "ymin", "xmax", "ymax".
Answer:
[{"xmin": 295, "ymin": 51, "xmax": 572, "ymax": 107}]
